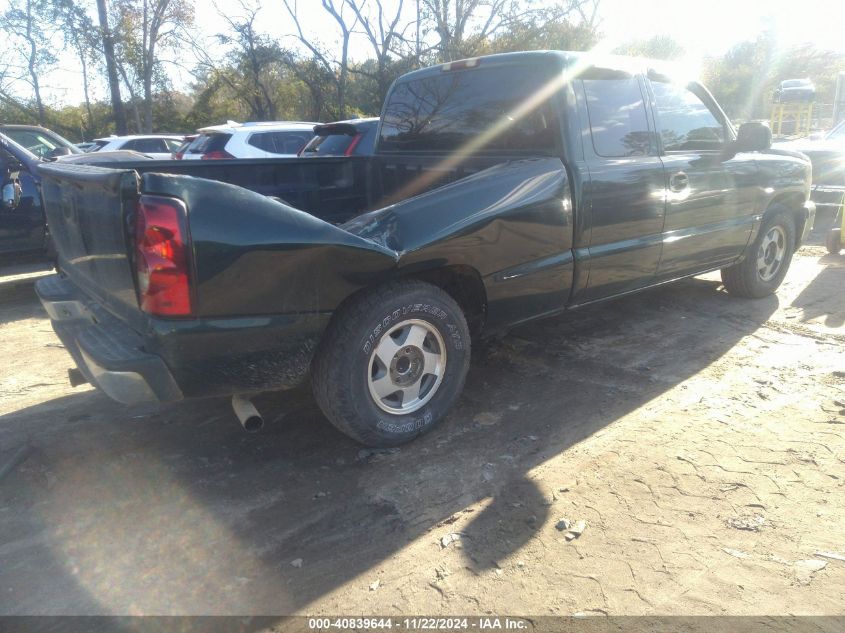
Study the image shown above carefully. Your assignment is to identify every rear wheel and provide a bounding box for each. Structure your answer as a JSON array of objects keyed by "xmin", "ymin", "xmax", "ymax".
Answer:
[
  {"xmin": 721, "ymin": 206, "xmax": 795, "ymax": 298},
  {"xmin": 312, "ymin": 279, "xmax": 470, "ymax": 447}
]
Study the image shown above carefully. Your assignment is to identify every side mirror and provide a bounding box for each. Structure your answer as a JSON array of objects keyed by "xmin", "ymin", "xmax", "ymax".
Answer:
[
  {"xmin": 735, "ymin": 121, "xmax": 772, "ymax": 152},
  {"xmin": 2, "ymin": 181, "xmax": 21, "ymax": 210}
]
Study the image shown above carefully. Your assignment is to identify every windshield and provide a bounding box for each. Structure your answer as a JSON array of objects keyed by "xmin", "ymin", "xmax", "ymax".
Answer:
[{"xmin": 1, "ymin": 127, "xmax": 81, "ymax": 157}]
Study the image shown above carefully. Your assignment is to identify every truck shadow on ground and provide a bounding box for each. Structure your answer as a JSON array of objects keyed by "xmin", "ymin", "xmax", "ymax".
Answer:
[
  {"xmin": 0, "ymin": 284, "xmax": 46, "ymax": 325},
  {"xmin": 0, "ymin": 277, "xmax": 778, "ymax": 619}
]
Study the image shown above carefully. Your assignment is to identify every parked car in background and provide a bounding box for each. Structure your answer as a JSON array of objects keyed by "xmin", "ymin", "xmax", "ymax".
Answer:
[
  {"xmin": 90, "ymin": 135, "xmax": 185, "ymax": 159},
  {"xmin": 773, "ymin": 78, "xmax": 815, "ymax": 103},
  {"xmin": 300, "ymin": 118, "xmax": 379, "ymax": 157},
  {"xmin": 182, "ymin": 121, "xmax": 318, "ymax": 159},
  {"xmin": 0, "ymin": 131, "xmax": 151, "ymax": 263},
  {"xmin": 75, "ymin": 141, "xmax": 98, "ymax": 152},
  {"xmin": 0, "ymin": 124, "xmax": 82, "ymax": 159},
  {"xmin": 776, "ymin": 120, "xmax": 845, "ymax": 221},
  {"xmin": 172, "ymin": 135, "xmax": 197, "ymax": 160}
]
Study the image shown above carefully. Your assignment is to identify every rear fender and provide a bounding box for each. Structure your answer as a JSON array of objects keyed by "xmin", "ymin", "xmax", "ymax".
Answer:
[
  {"xmin": 141, "ymin": 173, "xmax": 399, "ymax": 318},
  {"xmin": 342, "ymin": 157, "xmax": 575, "ymax": 330}
]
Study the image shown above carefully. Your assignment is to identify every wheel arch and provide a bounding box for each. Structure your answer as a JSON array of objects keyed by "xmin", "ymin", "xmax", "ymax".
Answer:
[
  {"xmin": 397, "ymin": 265, "xmax": 487, "ymax": 338},
  {"xmin": 764, "ymin": 192, "xmax": 808, "ymax": 250},
  {"xmin": 324, "ymin": 264, "xmax": 488, "ymax": 342}
]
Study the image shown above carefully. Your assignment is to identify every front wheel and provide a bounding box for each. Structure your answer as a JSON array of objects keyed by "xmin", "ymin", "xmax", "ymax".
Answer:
[
  {"xmin": 311, "ymin": 279, "xmax": 471, "ymax": 447},
  {"xmin": 721, "ymin": 207, "xmax": 796, "ymax": 298}
]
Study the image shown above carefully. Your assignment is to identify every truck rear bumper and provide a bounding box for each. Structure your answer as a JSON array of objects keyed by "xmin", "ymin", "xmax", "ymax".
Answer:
[{"xmin": 35, "ymin": 274, "xmax": 183, "ymax": 404}]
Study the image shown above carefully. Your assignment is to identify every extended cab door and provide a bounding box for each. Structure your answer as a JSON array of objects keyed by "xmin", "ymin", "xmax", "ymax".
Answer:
[
  {"xmin": 571, "ymin": 72, "xmax": 667, "ymax": 304},
  {"xmin": 647, "ymin": 74, "xmax": 757, "ymax": 279}
]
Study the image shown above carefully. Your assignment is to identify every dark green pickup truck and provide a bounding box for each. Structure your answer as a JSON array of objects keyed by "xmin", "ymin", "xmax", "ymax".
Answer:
[{"xmin": 34, "ymin": 51, "xmax": 815, "ymax": 446}]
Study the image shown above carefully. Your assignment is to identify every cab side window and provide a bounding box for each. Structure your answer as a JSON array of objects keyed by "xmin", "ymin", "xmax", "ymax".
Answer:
[
  {"xmin": 582, "ymin": 78, "xmax": 652, "ymax": 158},
  {"xmin": 650, "ymin": 81, "xmax": 725, "ymax": 152}
]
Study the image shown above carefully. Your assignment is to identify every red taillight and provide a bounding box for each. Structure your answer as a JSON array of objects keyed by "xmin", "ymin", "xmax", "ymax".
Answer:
[
  {"xmin": 134, "ymin": 196, "xmax": 193, "ymax": 317},
  {"xmin": 201, "ymin": 150, "xmax": 235, "ymax": 160},
  {"xmin": 343, "ymin": 134, "xmax": 363, "ymax": 157}
]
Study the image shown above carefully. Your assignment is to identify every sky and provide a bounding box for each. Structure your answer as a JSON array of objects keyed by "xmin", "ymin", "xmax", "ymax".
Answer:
[{"xmin": 15, "ymin": 0, "xmax": 845, "ymax": 107}]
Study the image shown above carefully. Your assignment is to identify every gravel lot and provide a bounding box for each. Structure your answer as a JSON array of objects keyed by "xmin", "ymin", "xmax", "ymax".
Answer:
[{"xmin": 0, "ymin": 238, "xmax": 843, "ymax": 616}]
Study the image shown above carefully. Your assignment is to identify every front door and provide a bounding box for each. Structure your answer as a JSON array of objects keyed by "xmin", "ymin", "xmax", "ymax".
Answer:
[{"xmin": 648, "ymin": 76, "xmax": 757, "ymax": 279}]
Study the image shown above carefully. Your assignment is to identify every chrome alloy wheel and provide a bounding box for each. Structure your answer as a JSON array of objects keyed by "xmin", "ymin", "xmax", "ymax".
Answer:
[
  {"xmin": 757, "ymin": 225, "xmax": 787, "ymax": 282},
  {"xmin": 367, "ymin": 319, "xmax": 447, "ymax": 414}
]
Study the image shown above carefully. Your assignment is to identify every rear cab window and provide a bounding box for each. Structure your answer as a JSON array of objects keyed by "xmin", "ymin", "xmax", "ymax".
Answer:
[{"xmin": 379, "ymin": 63, "xmax": 562, "ymax": 154}]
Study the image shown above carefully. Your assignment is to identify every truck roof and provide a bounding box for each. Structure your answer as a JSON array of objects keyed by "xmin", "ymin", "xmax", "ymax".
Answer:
[{"xmin": 393, "ymin": 50, "xmax": 691, "ymax": 85}]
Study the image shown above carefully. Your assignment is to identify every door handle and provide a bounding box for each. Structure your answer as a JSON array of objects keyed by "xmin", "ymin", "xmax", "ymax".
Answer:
[{"xmin": 669, "ymin": 171, "xmax": 689, "ymax": 192}]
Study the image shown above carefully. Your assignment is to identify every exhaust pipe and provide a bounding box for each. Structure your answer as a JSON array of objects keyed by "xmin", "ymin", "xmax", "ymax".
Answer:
[{"xmin": 232, "ymin": 395, "xmax": 264, "ymax": 433}]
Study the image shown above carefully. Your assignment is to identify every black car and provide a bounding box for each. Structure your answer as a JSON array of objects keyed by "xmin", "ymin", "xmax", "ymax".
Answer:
[
  {"xmin": 0, "ymin": 130, "xmax": 151, "ymax": 262},
  {"xmin": 299, "ymin": 118, "xmax": 379, "ymax": 157},
  {"xmin": 776, "ymin": 120, "xmax": 845, "ymax": 220}
]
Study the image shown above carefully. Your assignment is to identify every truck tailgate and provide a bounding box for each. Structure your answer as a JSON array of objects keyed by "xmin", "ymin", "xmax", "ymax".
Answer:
[{"xmin": 38, "ymin": 163, "xmax": 143, "ymax": 327}]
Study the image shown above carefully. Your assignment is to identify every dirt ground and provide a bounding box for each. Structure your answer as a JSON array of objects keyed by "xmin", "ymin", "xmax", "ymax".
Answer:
[{"xmin": 0, "ymin": 233, "xmax": 843, "ymax": 617}]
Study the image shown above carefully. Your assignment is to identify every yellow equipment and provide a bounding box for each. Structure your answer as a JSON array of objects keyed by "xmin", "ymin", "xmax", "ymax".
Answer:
[
  {"xmin": 770, "ymin": 102, "xmax": 814, "ymax": 137},
  {"xmin": 825, "ymin": 192, "xmax": 845, "ymax": 255}
]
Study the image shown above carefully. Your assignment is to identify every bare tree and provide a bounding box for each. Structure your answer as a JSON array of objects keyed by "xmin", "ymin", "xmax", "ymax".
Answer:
[
  {"xmin": 96, "ymin": 0, "xmax": 128, "ymax": 134},
  {"xmin": 281, "ymin": 0, "xmax": 359, "ymax": 118},
  {"xmin": 50, "ymin": 0, "xmax": 99, "ymax": 135},
  {"xmin": 0, "ymin": 64, "xmax": 39, "ymax": 120},
  {"xmin": 187, "ymin": 1, "xmax": 285, "ymax": 120},
  {"xmin": 112, "ymin": 0, "xmax": 194, "ymax": 132},
  {"xmin": 345, "ymin": 0, "xmax": 416, "ymax": 103},
  {"xmin": 216, "ymin": 2, "xmax": 279, "ymax": 119},
  {"xmin": 0, "ymin": 0, "xmax": 57, "ymax": 124},
  {"xmin": 419, "ymin": 0, "xmax": 600, "ymax": 61}
]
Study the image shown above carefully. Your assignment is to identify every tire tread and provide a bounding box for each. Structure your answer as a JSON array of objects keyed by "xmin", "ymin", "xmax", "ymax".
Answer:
[
  {"xmin": 312, "ymin": 279, "xmax": 468, "ymax": 446},
  {"xmin": 721, "ymin": 207, "xmax": 795, "ymax": 299}
]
